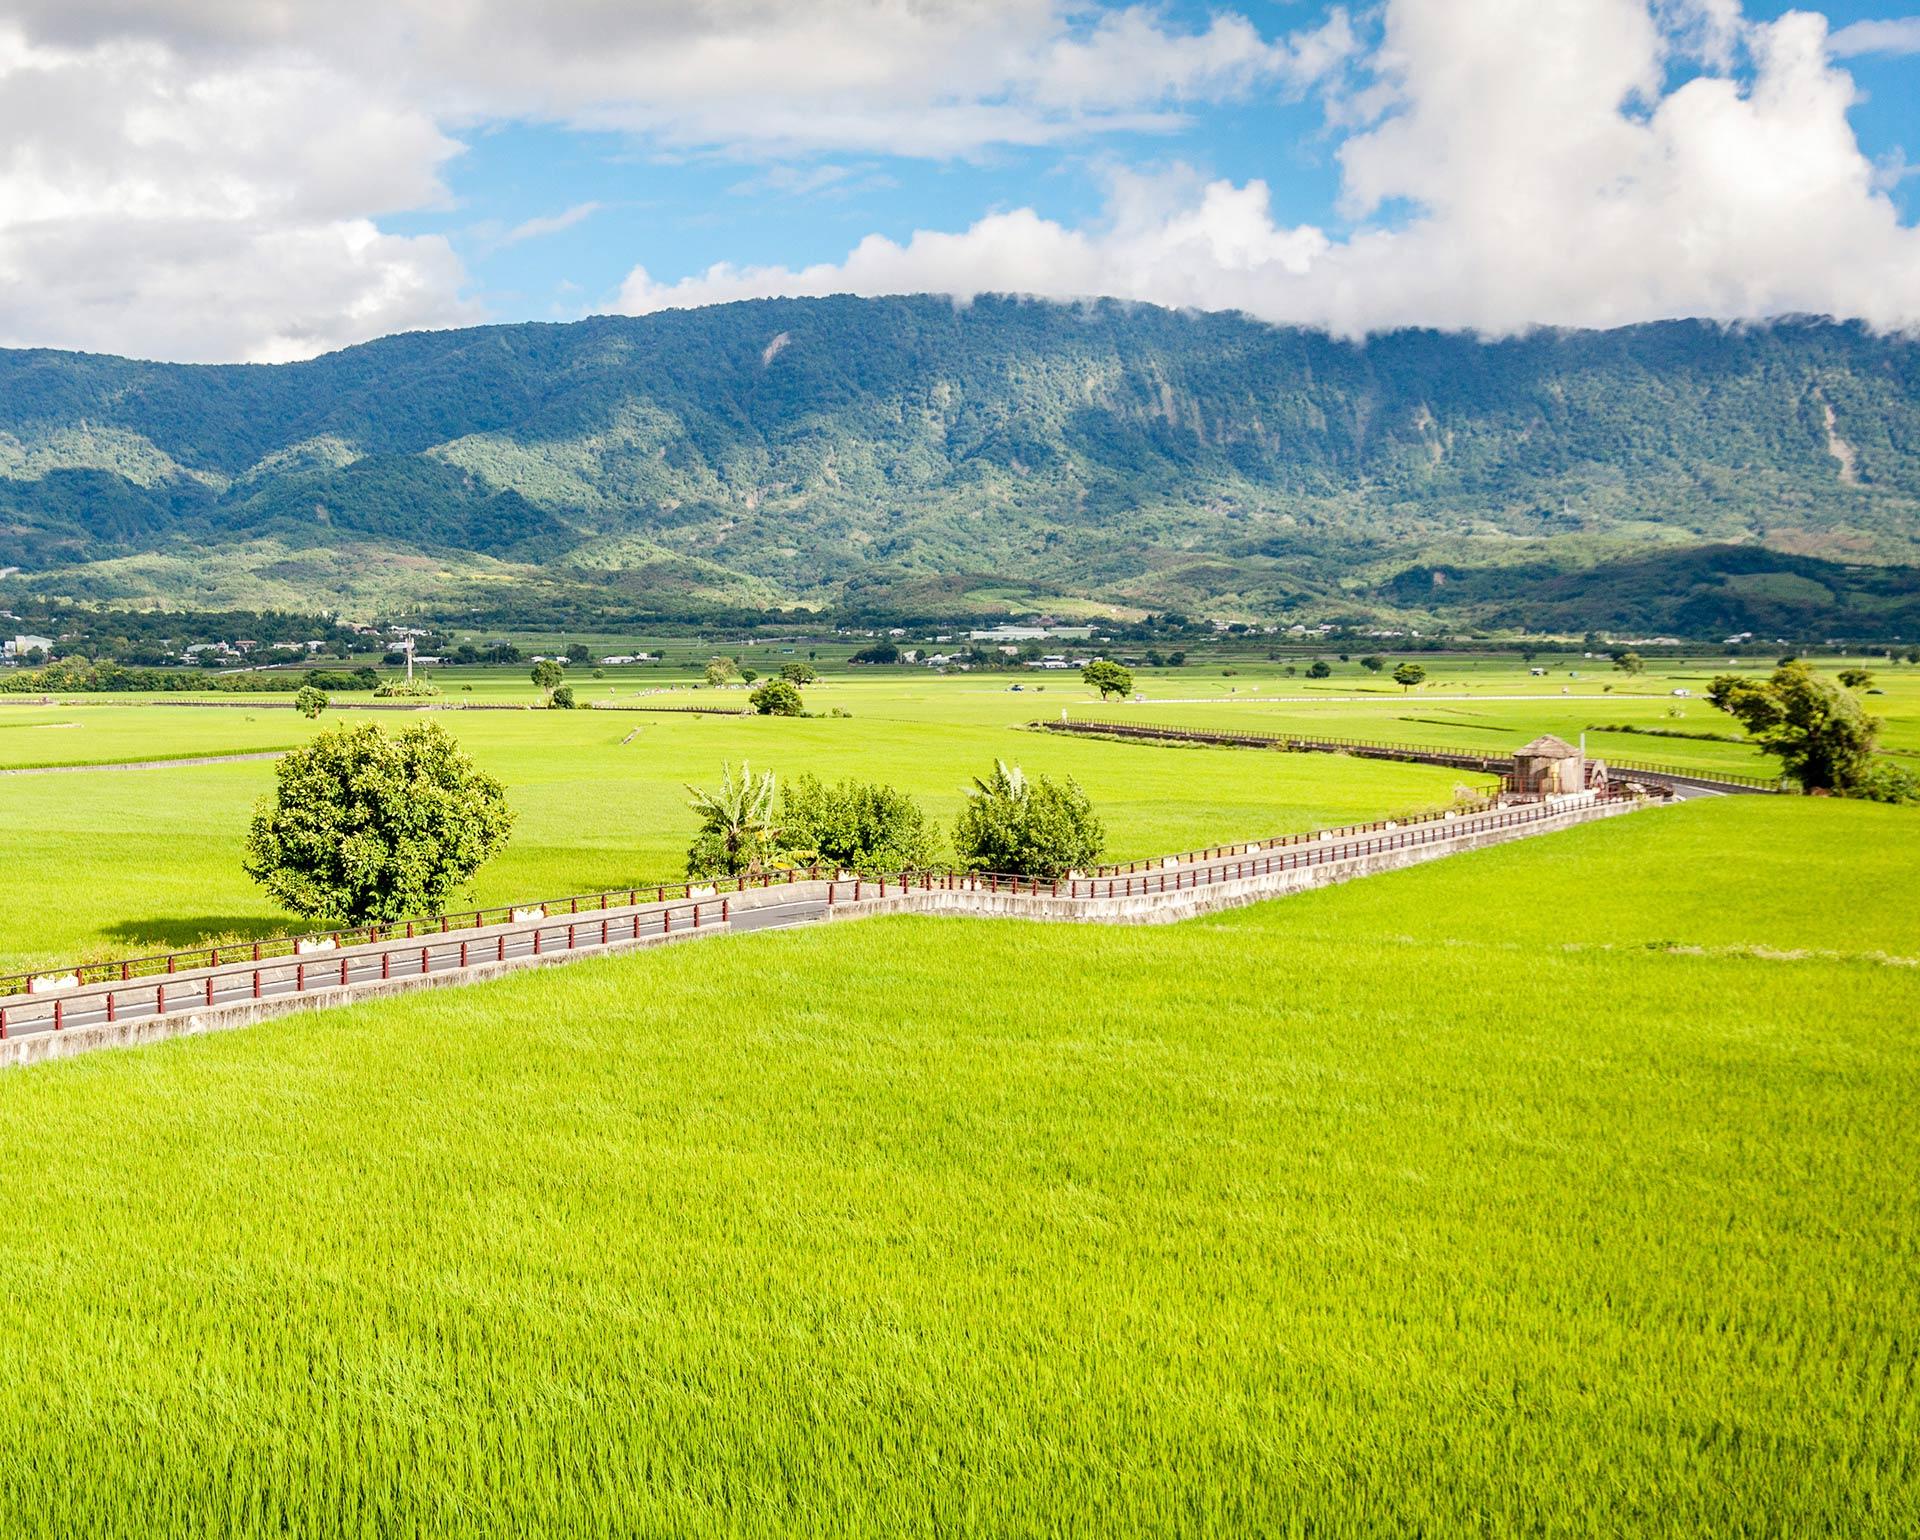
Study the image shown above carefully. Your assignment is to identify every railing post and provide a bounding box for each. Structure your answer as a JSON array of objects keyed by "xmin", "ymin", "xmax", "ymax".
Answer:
[
  {"xmin": 253, "ymin": 970, "xmax": 261, "ymax": 999},
  {"xmin": 209, "ymin": 976, "xmax": 218, "ymax": 1005},
  {"xmin": 722, "ymin": 897, "xmax": 730, "ymax": 923},
  {"xmin": 421, "ymin": 947, "xmax": 430, "ymax": 975},
  {"xmin": 53, "ymin": 998, "xmax": 62, "ymax": 1031},
  {"xmin": 295, "ymin": 964, "xmax": 304, "ymax": 992},
  {"xmin": 693, "ymin": 904, "xmax": 701, "ymax": 929},
  {"xmin": 382, "ymin": 952, "xmax": 391, "ymax": 980}
]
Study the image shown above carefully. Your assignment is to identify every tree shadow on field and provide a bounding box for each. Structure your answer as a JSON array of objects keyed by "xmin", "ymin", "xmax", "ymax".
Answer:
[{"xmin": 99, "ymin": 915, "xmax": 310, "ymax": 953}]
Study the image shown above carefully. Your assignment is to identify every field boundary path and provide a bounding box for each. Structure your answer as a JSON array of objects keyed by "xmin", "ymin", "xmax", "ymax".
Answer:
[
  {"xmin": 0, "ymin": 750, "xmax": 286, "ymax": 776},
  {"xmin": 1041, "ymin": 716, "xmax": 1784, "ymax": 797},
  {"xmin": 0, "ymin": 792, "xmax": 1640, "ymax": 1068}
]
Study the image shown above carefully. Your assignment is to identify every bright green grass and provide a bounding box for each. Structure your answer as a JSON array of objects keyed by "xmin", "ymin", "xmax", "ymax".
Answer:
[
  {"xmin": 5, "ymin": 655, "xmax": 1914, "ymax": 969},
  {"xmin": 0, "ymin": 708, "xmax": 1489, "ymax": 971},
  {"xmin": 0, "ymin": 797, "xmax": 1912, "ymax": 1534}
]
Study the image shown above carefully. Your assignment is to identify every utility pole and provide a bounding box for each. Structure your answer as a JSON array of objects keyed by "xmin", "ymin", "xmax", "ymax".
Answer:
[{"xmin": 404, "ymin": 637, "xmax": 415, "ymax": 681}]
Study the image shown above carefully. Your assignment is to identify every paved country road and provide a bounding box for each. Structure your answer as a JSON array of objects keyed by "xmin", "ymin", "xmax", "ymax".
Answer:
[{"xmin": 0, "ymin": 795, "xmax": 1633, "ymax": 1055}]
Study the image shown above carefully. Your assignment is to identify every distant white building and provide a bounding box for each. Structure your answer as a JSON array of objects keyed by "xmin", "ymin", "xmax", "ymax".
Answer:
[
  {"xmin": 5, "ymin": 634, "xmax": 53, "ymax": 660},
  {"xmin": 968, "ymin": 625, "xmax": 1094, "ymax": 642}
]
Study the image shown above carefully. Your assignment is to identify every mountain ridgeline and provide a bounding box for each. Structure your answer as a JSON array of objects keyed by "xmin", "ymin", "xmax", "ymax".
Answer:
[{"xmin": 2, "ymin": 296, "xmax": 1917, "ymax": 634}]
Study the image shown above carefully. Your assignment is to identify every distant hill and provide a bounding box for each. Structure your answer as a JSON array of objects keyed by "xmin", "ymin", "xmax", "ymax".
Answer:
[{"xmin": 2, "ymin": 295, "xmax": 1917, "ymax": 635}]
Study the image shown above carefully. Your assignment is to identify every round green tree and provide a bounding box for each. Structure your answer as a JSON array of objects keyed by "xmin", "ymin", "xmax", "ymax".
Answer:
[
  {"xmin": 1081, "ymin": 659, "xmax": 1135, "ymax": 699},
  {"xmin": 550, "ymin": 684, "xmax": 577, "ymax": 709},
  {"xmin": 780, "ymin": 661, "xmax": 818, "ymax": 685},
  {"xmin": 530, "ymin": 659, "xmax": 565, "ymax": 701},
  {"xmin": 294, "ymin": 685, "xmax": 329, "ymax": 718},
  {"xmin": 1306, "ymin": 658, "xmax": 1332, "ymax": 679},
  {"xmin": 244, "ymin": 722, "xmax": 515, "ymax": 923},
  {"xmin": 749, "ymin": 678, "xmax": 804, "ymax": 715},
  {"xmin": 1392, "ymin": 662, "xmax": 1427, "ymax": 692}
]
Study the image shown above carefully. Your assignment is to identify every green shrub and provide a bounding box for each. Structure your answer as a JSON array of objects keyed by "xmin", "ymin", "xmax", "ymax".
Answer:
[
  {"xmin": 780, "ymin": 775, "xmax": 938, "ymax": 875},
  {"xmin": 1850, "ymin": 758, "xmax": 1920, "ymax": 805},
  {"xmin": 952, "ymin": 760, "xmax": 1104, "ymax": 879},
  {"xmin": 550, "ymin": 685, "xmax": 576, "ymax": 709},
  {"xmin": 373, "ymin": 677, "xmax": 440, "ymax": 698}
]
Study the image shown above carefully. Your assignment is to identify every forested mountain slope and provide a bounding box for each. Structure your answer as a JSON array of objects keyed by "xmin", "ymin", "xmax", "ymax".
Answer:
[{"xmin": 2, "ymin": 296, "xmax": 1917, "ymax": 632}]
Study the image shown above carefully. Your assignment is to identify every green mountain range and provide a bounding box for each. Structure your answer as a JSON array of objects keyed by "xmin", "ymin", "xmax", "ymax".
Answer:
[{"xmin": 3, "ymin": 295, "xmax": 1917, "ymax": 635}]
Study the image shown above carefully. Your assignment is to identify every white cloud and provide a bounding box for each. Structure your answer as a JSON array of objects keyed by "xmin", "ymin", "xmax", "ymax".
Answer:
[
  {"xmin": 498, "ymin": 202, "xmax": 603, "ymax": 247},
  {"xmin": 9, "ymin": 2, "xmax": 1359, "ymax": 156},
  {"xmin": 3, "ymin": 1, "xmax": 1918, "ymax": 360},
  {"xmin": 0, "ymin": 26, "xmax": 474, "ymax": 362},
  {"xmin": 1827, "ymin": 17, "xmax": 1920, "ymax": 57},
  {"xmin": 0, "ymin": 1, "xmax": 1357, "ymax": 359},
  {"xmin": 621, "ymin": 0, "xmax": 1920, "ymax": 337}
]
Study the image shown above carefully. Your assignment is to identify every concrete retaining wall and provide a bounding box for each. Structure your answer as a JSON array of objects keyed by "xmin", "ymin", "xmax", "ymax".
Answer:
[{"xmin": 0, "ymin": 921, "xmax": 724, "ymax": 1071}]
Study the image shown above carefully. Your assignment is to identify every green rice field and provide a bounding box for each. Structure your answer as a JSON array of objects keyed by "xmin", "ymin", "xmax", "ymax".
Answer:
[
  {"xmin": 0, "ymin": 796, "xmax": 1912, "ymax": 1534},
  {"xmin": 4, "ymin": 652, "xmax": 1914, "ymax": 972}
]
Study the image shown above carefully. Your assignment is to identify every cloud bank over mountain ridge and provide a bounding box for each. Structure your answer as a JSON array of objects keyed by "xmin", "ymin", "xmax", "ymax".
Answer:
[{"xmin": 0, "ymin": 0, "xmax": 1915, "ymax": 361}]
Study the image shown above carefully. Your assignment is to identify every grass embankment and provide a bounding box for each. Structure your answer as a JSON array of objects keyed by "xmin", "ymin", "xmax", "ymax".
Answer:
[{"xmin": 0, "ymin": 797, "xmax": 1912, "ymax": 1534}]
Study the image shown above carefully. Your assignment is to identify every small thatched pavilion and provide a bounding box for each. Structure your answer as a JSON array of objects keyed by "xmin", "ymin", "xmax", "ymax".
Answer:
[{"xmin": 1511, "ymin": 734, "xmax": 1585, "ymax": 796}]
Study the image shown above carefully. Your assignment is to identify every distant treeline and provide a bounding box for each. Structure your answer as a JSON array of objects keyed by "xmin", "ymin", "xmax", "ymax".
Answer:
[{"xmin": 1, "ymin": 659, "xmax": 381, "ymax": 694}]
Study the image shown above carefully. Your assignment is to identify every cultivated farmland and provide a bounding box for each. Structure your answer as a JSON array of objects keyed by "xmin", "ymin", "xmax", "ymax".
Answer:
[{"xmin": 0, "ymin": 798, "xmax": 1912, "ymax": 1534}]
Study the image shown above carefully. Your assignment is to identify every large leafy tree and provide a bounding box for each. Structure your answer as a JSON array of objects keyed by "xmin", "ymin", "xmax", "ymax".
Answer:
[
  {"xmin": 244, "ymin": 722, "xmax": 514, "ymax": 923},
  {"xmin": 749, "ymin": 678, "xmax": 804, "ymax": 715},
  {"xmin": 1392, "ymin": 662, "xmax": 1426, "ymax": 692},
  {"xmin": 952, "ymin": 760, "xmax": 1104, "ymax": 879},
  {"xmin": 530, "ymin": 659, "xmax": 565, "ymax": 701},
  {"xmin": 780, "ymin": 775, "xmax": 937, "ymax": 875},
  {"xmin": 685, "ymin": 761, "xmax": 779, "ymax": 878},
  {"xmin": 1081, "ymin": 659, "xmax": 1134, "ymax": 699},
  {"xmin": 1708, "ymin": 662, "xmax": 1878, "ymax": 792}
]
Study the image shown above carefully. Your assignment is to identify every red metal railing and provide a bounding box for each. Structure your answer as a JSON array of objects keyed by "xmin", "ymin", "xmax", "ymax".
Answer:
[
  {"xmin": 0, "ymin": 897, "xmax": 731, "ymax": 1040},
  {"xmin": 0, "ymin": 871, "xmax": 822, "ymax": 1000},
  {"xmin": 0, "ymin": 794, "xmax": 1625, "ymax": 1016}
]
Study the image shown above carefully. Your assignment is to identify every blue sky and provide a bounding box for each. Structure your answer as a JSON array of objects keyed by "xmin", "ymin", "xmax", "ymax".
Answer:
[
  {"xmin": 430, "ymin": 2, "xmax": 1920, "ymax": 324},
  {"xmin": 2, "ymin": 0, "xmax": 1918, "ymax": 359}
]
